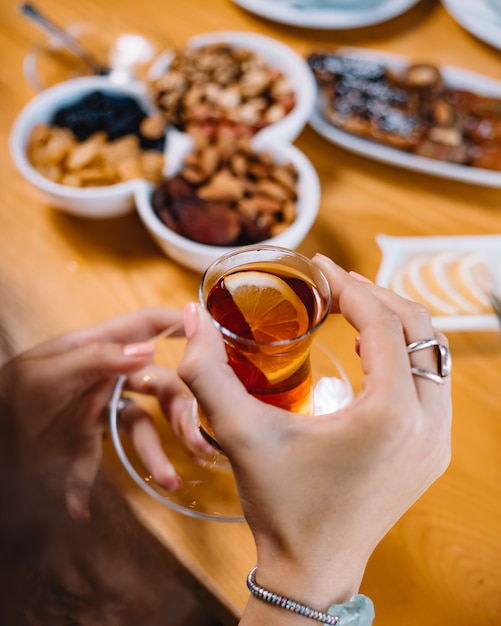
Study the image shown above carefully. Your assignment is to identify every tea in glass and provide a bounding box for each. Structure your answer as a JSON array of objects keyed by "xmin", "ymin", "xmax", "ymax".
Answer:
[{"xmin": 199, "ymin": 245, "xmax": 332, "ymax": 445}]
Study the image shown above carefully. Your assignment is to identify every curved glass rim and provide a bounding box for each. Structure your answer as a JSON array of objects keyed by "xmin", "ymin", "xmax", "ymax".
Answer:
[{"xmin": 199, "ymin": 244, "xmax": 333, "ymax": 348}]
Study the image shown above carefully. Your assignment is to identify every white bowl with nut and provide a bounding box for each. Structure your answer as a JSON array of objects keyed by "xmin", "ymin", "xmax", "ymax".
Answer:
[
  {"xmin": 148, "ymin": 30, "xmax": 316, "ymax": 144},
  {"xmin": 9, "ymin": 75, "xmax": 167, "ymax": 218},
  {"xmin": 135, "ymin": 129, "xmax": 321, "ymax": 273}
]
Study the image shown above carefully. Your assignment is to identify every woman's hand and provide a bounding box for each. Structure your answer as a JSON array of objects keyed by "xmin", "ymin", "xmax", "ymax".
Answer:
[
  {"xmin": 1, "ymin": 307, "xmax": 209, "ymax": 522},
  {"xmin": 178, "ymin": 255, "xmax": 452, "ymax": 616}
]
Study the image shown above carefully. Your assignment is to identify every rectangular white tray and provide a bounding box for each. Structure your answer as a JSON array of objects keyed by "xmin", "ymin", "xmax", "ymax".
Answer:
[{"xmin": 375, "ymin": 233, "xmax": 501, "ymax": 331}]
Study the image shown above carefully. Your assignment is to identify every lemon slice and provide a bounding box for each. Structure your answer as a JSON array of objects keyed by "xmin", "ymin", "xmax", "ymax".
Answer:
[
  {"xmin": 390, "ymin": 251, "xmax": 493, "ymax": 316},
  {"xmin": 427, "ymin": 251, "xmax": 490, "ymax": 314},
  {"xmin": 391, "ymin": 254, "xmax": 459, "ymax": 315},
  {"xmin": 224, "ymin": 270, "xmax": 310, "ymax": 383},
  {"xmin": 452, "ymin": 252, "xmax": 492, "ymax": 313}
]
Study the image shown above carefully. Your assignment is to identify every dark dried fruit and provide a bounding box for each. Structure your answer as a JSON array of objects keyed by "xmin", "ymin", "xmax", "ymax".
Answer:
[{"xmin": 51, "ymin": 91, "xmax": 166, "ymax": 152}]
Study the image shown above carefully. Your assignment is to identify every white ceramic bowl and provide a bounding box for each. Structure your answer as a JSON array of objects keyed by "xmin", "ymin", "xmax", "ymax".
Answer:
[
  {"xmin": 149, "ymin": 30, "xmax": 316, "ymax": 144},
  {"xmin": 9, "ymin": 75, "xmax": 162, "ymax": 219},
  {"xmin": 135, "ymin": 130, "xmax": 321, "ymax": 274}
]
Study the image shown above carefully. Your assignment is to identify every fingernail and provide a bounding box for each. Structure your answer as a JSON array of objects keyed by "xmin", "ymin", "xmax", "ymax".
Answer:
[
  {"xmin": 192, "ymin": 419, "xmax": 215, "ymax": 455},
  {"xmin": 313, "ymin": 253, "xmax": 333, "ymax": 264},
  {"xmin": 66, "ymin": 492, "xmax": 90, "ymax": 524},
  {"xmin": 123, "ymin": 342, "xmax": 155, "ymax": 357},
  {"xmin": 162, "ymin": 464, "xmax": 183, "ymax": 491},
  {"xmin": 184, "ymin": 302, "xmax": 200, "ymax": 339},
  {"xmin": 349, "ymin": 270, "xmax": 373, "ymax": 284}
]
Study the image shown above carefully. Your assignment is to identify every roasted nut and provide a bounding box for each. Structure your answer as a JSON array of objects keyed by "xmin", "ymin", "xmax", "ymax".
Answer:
[
  {"xmin": 150, "ymin": 42, "xmax": 296, "ymax": 137},
  {"xmin": 247, "ymin": 195, "xmax": 282, "ymax": 213},
  {"xmin": 27, "ymin": 126, "xmax": 164, "ymax": 187},
  {"xmin": 66, "ymin": 132, "xmax": 107, "ymax": 170},
  {"xmin": 197, "ymin": 169, "xmax": 246, "ymax": 201},
  {"xmin": 271, "ymin": 164, "xmax": 298, "ymax": 196},
  {"xmin": 255, "ymin": 179, "xmax": 291, "ymax": 202},
  {"xmin": 404, "ymin": 64, "xmax": 443, "ymax": 90},
  {"xmin": 431, "ymin": 100, "xmax": 455, "ymax": 127},
  {"xmin": 427, "ymin": 127, "xmax": 463, "ymax": 147},
  {"xmin": 140, "ymin": 113, "xmax": 167, "ymax": 140},
  {"xmin": 264, "ymin": 103, "xmax": 287, "ymax": 124}
]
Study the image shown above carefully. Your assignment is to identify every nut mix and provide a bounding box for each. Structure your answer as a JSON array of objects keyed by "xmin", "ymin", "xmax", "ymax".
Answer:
[
  {"xmin": 27, "ymin": 91, "xmax": 166, "ymax": 187},
  {"xmin": 150, "ymin": 43, "xmax": 296, "ymax": 138},
  {"xmin": 308, "ymin": 51, "xmax": 501, "ymax": 170},
  {"xmin": 152, "ymin": 132, "xmax": 298, "ymax": 246}
]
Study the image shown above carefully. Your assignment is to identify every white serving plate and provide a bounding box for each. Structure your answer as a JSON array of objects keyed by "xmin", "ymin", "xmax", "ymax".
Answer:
[
  {"xmin": 309, "ymin": 47, "xmax": 501, "ymax": 188},
  {"xmin": 230, "ymin": 0, "xmax": 420, "ymax": 29},
  {"xmin": 376, "ymin": 233, "xmax": 501, "ymax": 332},
  {"xmin": 442, "ymin": 0, "xmax": 501, "ymax": 51}
]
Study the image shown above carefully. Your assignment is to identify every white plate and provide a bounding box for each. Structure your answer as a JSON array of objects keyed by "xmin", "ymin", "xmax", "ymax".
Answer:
[
  {"xmin": 442, "ymin": 0, "xmax": 501, "ymax": 51},
  {"xmin": 376, "ymin": 233, "xmax": 501, "ymax": 332},
  {"xmin": 230, "ymin": 0, "xmax": 420, "ymax": 29},
  {"xmin": 309, "ymin": 48, "xmax": 501, "ymax": 187}
]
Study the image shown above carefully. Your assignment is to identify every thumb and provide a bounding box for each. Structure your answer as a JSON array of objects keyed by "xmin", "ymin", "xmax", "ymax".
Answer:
[{"xmin": 178, "ymin": 303, "xmax": 259, "ymax": 448}]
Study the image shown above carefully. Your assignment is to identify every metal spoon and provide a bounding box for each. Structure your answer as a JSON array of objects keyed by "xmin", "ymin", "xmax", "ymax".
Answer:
[{"xmin": 18, "ymin": 3, "xmax": 110, "ymax": 76}]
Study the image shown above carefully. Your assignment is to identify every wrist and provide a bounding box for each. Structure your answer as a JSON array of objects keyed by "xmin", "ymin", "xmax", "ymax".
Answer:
[
  {"xmin": 243, "ymin": 566, "xmax": 375, "ymax": 626},
  {"xmin": 253, "ymin": 546, "xmax": 369, "ymax": 608}
]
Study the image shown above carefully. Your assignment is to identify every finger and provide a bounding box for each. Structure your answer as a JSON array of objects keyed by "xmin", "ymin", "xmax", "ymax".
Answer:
[
  {"xmin": 27, "ymin": 308, "xmax": 185, "ymax": 358},
  {"xmin": 178, "ymin": 303, "xmax": 276, "ymax": 453},
  {"xmin": 65, "ymin": 431, "xmax": 102, "ymax": 523},
  {"xmin": 360, "ymin": 282, "xmax": 448, "ymax": 360},
  {"xmin": 346, "ymin": 271, "xmax": 452, "ymax": 410},
  {"xmin": 28, "ymin": 340, "xmax": 157, "ymax": 398},
  {"xmin": 312, "ymin": 255, "xmax": 416, "ymax": 401},
  {"xmin": 125, "ymin": 364, "xmax": 214, "ymax": 457},
  {"xmin": 119, "ymin": 399, "xmax": 182, "ymax": 491}
]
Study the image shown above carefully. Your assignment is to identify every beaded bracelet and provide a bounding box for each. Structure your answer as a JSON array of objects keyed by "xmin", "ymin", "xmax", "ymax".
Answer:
[{"xmin": 246, "ymin": 566, "xmax": 375, "ymax": 625}]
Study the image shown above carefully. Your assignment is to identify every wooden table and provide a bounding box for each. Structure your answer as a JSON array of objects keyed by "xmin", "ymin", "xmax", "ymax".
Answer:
[{"xmin": 1, "ymin": 0, "xmax": 501, "ymax": 624}]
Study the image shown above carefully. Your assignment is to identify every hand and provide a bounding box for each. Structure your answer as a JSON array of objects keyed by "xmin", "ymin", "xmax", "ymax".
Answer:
[
  {"xmin": 178, "ymin": 255, "xmax": 452, "ymax": 616},
  {"xmin": 1, "ymin": 307, "xmax": 210, "ymax": 522}
]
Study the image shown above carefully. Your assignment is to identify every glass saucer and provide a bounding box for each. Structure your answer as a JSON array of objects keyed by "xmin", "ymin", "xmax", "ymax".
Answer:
[{"xmin": 109, "ymin": 328, "xmax": 354, "ymax": 522}]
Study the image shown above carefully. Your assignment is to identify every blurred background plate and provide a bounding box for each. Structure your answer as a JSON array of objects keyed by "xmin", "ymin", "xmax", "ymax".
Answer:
[
  {"xmin": 442, "ymin": 0, "xmax": 501, "ymax": 51},
  {"xmin": 309, "ymin": 47, "xmax": 501, "ymax": 187},
  {"xmin": 230, "ymin": 0, "xmax": 420, "ymax": 29}
]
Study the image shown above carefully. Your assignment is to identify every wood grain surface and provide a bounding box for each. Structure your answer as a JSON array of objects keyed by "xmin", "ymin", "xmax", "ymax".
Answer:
[{"xmin": 1, "ymin": 0, "xmax": 501, "ymax": 624}]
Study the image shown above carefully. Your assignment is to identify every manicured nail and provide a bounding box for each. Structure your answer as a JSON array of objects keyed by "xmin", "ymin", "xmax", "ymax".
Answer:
[
  {"xmin": 66, "ymin": 492, "xmax": 90, "ymax": 524},
  {"xmin": 162, "ymin": 464, "xmax": 183, "ymax": 491},
  {"xmin": 184, "ymin": 302, "xmax": 200, "ymax": 339},
  {"xmin": 349, "ymin": 271, "xmax": 373, "ymax": 284},
  {"xmin": 313, "ymin": 253, "xmax": 333, "ymax": 264},
  {"xmin": 123, "ymin": 342, "xmax": 155, "ymax": 357}
]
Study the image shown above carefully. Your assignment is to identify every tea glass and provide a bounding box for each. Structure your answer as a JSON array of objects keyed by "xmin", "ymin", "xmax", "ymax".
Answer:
[
  {"xmin": 198, "ymin": 244, "xmax": 332, "ymax": 449},
  {"xmin": 109, "ymin": 245, "xmax": 354, "ymax": 521}
]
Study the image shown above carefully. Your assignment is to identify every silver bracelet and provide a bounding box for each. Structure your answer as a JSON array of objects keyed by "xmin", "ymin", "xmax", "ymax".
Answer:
[{"xmin": 247, "ymin": 566, "xmax": 375, "ymax": 625}]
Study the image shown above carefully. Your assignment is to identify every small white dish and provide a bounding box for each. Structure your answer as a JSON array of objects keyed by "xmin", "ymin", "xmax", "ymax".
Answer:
[
  {"xmin": 135, "ymin": 130, "xmax": 321, "ymax": 274},
  {"xmin": 376, "ymin": 233, "xmax": 501, "ymax": 332},
  {"xmin": 9, "ymin": 75, "xmax": 162, "ymax": 219},
  {"xmin": 230, "ymin": 0, "xmax": 420, "ymax": 29},
  {"xmin": 441, "ymin": 0, "xmax": 501, "ymax": 51},
  {"xmin": 150, "ymin": 30, "xmax": 316, "ymax": 144},
  {"xmin": 309, "ymin": 47, "xmax": 501, "ymax": 187}
]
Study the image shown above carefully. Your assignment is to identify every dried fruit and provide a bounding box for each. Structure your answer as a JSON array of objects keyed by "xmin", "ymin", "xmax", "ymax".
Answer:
[
  {"xmin": 152, "ymin": 133, "xmax": 298, "ymax": 246},
  {"xmin": 26, "ymin": 91, "xmax": 166, "ymax": 187}
]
